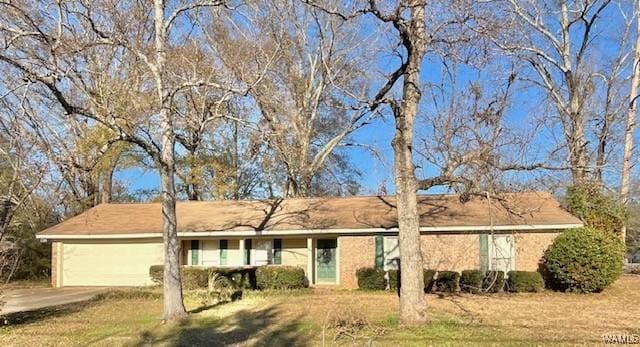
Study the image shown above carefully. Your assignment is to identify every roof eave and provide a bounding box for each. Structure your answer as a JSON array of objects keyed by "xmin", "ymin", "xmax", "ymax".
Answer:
[{"xmin": 36, "ymin": 222, "xmax": 584, "ymax": 240}]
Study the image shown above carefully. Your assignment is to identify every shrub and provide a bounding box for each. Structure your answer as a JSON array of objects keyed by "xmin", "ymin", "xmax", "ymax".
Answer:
[
  {"xmin": 181, "ymin": 267, "xmax": 211, "ymax": 290},
  {"xmin": 149, "ymin": 265, "xmax": 163, "ymax": 285},
  {"xmin": 387, "ymin": 269, "xmax": 436, "ymax": 292},
  {"xmin": 482, "ymin": 271, "xmax": 505, "ymax": 293},
  {"xmin": 460, "ymin": 270, "xmax": 483, "ymax": 294},
  {"xmin": 434, "ymin": 271, "xmax": 460, "ymax": 293},
  {"xmin": 424, "ymin": 269, "xmax": 436, "ymax": 292},
  {"xmin": 506, "ymin": 271, "xmax": 544, "ymax": 293},
  {"xmin": 543, "ymin": 227, "xmax": 625, "ymax": 293},
  {"xmin": 149, "ymin": 266, "xmax": 257, "ymax": 290},
  {"xmin": 565, "ymin": 182, "xmax": 627, "ymax": 235},
  {"xmin": 356, "ymin": 268, "xmax": 386, "ymax": 290},
  {"xmin": 388, "ymin": 270, "xmax": 399, "ymax": 290},
  {"xmin": 215, "ymin": 268, "xmax": 256, "ymax": 290},
  {"xmin": 256, "ymin": 265, "xmax": 306, "ymax": 290}
]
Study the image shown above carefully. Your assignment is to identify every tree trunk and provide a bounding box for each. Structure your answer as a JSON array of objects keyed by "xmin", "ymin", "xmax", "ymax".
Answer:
[
  {"xmin": 568, "ymin": 94, "xmax": 588, "ymax": 183},
  {"xmin": 154, "ymin": 0, "xmax": 187, "ymax": 321},
  {"xmin": 101, "ymin": 166, "xmax": 114, "ymax": 204},
  {"xmin": 393, "ymin": 0, "xmax": 428, "ymax": 326},
  {"xmin": 621, "ymin": 3, "xmax": 640, "ymax": 245},
  {"xmin": 159, "ymin": 160, "xmax": 187, "ymax": 321}
]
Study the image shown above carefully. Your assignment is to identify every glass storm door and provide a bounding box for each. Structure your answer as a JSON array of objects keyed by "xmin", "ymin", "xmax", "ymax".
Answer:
[
  {"xmin": 316, "ymin": 239, "xmax": 337, "ymax": 283},
  {"xmin": 490, "ymin": 235, "xmax": 514, "ymax": 273}
]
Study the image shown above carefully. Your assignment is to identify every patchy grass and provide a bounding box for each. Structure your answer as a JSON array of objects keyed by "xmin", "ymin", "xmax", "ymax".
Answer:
[{"xmin": 0, "ymin": 276, "xmax": 639, "ymax": 346}]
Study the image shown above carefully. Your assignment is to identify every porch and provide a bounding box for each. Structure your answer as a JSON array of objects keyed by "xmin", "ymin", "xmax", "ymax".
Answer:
[{"xmin": 180, "ymin": 237, "xmax": 340, "ymax": 286}]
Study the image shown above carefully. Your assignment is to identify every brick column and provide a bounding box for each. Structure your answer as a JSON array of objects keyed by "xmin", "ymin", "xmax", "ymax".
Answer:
[
  {"xmin": 306, "ymin": 237, "xmax": 314, "ymax": 286},
  {"xmin": 51, "ymin": 242, "xmax": 62, "ymax": 288}
]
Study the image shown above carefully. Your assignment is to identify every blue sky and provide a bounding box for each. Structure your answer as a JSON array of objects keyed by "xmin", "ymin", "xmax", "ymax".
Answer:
[{"xmin": 116, "ymin": 1, "xmax": 637, "ymax": 199}]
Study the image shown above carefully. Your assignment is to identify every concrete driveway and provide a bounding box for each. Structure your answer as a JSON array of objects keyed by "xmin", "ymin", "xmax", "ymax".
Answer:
[{"xmin": 1, "ymin": 287, "xmax": 108, "ymax": 315}]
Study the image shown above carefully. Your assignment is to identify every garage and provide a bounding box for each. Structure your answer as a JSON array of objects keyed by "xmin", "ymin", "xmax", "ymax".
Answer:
[{"xmin": 60, "ymin": 241, "xmax": 163, "ymax": 286}]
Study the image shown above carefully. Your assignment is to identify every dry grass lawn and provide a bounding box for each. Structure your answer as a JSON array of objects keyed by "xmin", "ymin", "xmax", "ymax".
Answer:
[{"xmin": 0, "ymin": 276, "xmax": 639, "ymax": 346}]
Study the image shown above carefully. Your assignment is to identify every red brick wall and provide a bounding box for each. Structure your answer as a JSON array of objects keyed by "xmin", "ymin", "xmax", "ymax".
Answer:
[
  {"xmin": 339, "ymin": 236, "xmax": 374, "ymax": 289},
  {"xmin": 421, "ymin": 234, "xmax": 480, "ymax": 271},
  {"xmin": 51, "ymin": 242, "xmax": 60, "ymax": 288},
  {"xmin": 338, "ymin": 232, "xmax": 559, "ymax": 288},
  {"xmin": 515, "ymin": 232, "xmax": 558, "ymax": 271}
]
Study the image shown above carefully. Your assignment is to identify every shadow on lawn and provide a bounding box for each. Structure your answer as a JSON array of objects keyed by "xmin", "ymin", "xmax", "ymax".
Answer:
[
  {"xmin": 135, "ymin": 306, "xmax": 307, "ymax": 347},
  {"xmin": 0, "ymin": 300, "xmax": 93, "ymax": 326}
]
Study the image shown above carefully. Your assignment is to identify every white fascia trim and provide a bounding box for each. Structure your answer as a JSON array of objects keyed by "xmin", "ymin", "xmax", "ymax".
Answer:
[{"xmin": 36, "ymin": 223, "xmax": 583, "ymax": 240}]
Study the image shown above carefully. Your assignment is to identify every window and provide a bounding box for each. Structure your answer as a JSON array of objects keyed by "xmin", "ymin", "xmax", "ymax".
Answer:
[
  {"xmin": 480, "ymin": 234, "xmax": 514, "ymax": 273},
  {"xmin": 375, "ymin": 236, "xmax": 384, "ymax": 269},
  {"xmin": 244, "ymin": 239, "xmax": 252, "ymax": 265},
  {"xmin": 273, "ymin": 239, "xmax": 282, "ymax": 265},
  {"xmin": 219, "ymin": 239, "xmax": 228, "ymax": 266},
  {"xmin": 374, "ymin": 236, "xmax": 399, "ymax": 270},
  {"xmin": 190, "ymin": 240, "xmax": 200, "ymax": 265}
]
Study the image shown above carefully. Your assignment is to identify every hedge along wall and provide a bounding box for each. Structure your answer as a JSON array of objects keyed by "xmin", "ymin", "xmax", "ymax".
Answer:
[
  {"xmin": 340, "ymin": 232, "xmax": 561, "ymax": 289},
  {"xmin": 149, "ymin": 265, "xmax": 257, "ymax": 290}
]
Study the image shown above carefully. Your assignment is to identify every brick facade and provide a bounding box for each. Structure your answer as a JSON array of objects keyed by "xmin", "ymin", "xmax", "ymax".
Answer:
[
  {"xmin": 514, "ymin": 232, "xmax": 558, "ymax": 271},
  {"xmin": 338, "ymin": 232, "xmax": 559, "ymax": 289},
  {"xmin": 51, "ymin": 241, "xmax": 61, "ymax": 288},
  {"xmin": 338, "ymin": 236, "xmax": 375, "ymax": 289},
  {"xmin": 421, "ymin": 234, "xmax": 480, "ymax": 271}
]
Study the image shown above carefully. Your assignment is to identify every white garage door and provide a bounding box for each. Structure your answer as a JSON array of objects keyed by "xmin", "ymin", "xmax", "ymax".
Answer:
[{"xmin": 62, "ymin": 242, "xmax": 164, "ymax": 286}]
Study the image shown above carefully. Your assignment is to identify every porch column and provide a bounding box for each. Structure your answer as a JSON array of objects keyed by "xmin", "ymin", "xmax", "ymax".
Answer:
[
  {"xmin": 307, "ymin": 237, "xmax": 314, "ymax": 285},
  {"xmin": 239, "ymin": 239, "xmax": 246, "ymax": 265}
]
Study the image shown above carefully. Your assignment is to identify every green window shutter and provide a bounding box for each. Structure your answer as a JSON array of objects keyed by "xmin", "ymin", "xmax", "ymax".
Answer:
[
  {"xmin": 479, "ymin": 234, "xmax": 489, "ymax": 272},
  {"xmin": 190, "ymin": 240, "xmax": 199, "ymax": 265},
  {"xmin": 374, "ymin": 236, "xmax": 384, "ymax": 269},
  {"xmin": 273, "ymin": 239, "xmax": 282, "ymax": 265},
  {"xmin": 220, "ymin": 240, "xmax": 228, "ymax": 266},
  {"xmin": 244, "ymin": 239, "xmax": 252, "ymax": 265}
]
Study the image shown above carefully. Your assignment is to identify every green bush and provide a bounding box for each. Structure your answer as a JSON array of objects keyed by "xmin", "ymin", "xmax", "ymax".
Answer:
[
  {"xmin": 482, "ymin": 271, "xmax": 505, "ymax": 293},
  {"xmin": 149, "ymin": 265, "xmax": 163, "ymax": 285},
  {"xmin": 460, "ymin": 270, "xmax": 483, "ymax": 294},
  {"xmin": 387, "ymin": 269, "xmax": 436, "ymax": 292},
  {"xmin": 424, "ymin": 269, "xmax": 436, "ymax": 292},
  {"xmin": 543, "ymin": 227, "xmax": 625, "ymax": 293},
  {"xmin": 182, "ymin": 267, "xmax": 211, "ymax": 290},
  {"xmin": 214, "ymin": 268, "xmax": 256, "ymax": 290},
  {"xmin": 255, "ymin": 265, "xmax": 306, "ymax": 290},
  {"xmin": 149, "ymin": 265, "xmax": 257, "ymax": 290},
  {"xmin": 388, "ymin": 270, "xmax": 399, "ymax": 290},
  {"xmin": 149, "ymin": 266, "xmax": 210, "ymax": 290},
  {"xmin": 356, "ymin": 268, "xmax": 386, "ymax": 290},
  {"xmin": 434, "ymin": 271, "xmax": 460, "ymax": 293},
  {"xmin": 566, "ymin": 183, "xmax": 627, "ymax": 235},
  {"xmin": 506, "ymin": 271, "xmax": 544, "ymax": 293}
]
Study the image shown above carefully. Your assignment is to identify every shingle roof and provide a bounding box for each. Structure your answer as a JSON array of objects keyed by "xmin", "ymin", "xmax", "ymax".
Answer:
[{"xmin": 37, "ymin": 192, "xmax": 582, "ymax": 237}]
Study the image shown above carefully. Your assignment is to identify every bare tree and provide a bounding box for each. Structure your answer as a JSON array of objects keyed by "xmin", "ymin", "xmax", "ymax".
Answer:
[
  {"xmin": 479, "ymin": 0, "xmax": 617, "ymax": 183},
  {"xmin": 0, "ymin": 103, "xmax": 46, "ymax": 285},
  {"xmin": 621, "ymin": 2, "xmax": 640, "ymax": 245},
  {"xmin": 303, "ymin": 0, "xmax": 473, "ymax": 325},
  {"xmin": 0, "ymin": 0, "xmax": 263, "ymax": 321},
  {"xmin": 216, "ymin": 1, "xmax": 376, "ymax": 197}
]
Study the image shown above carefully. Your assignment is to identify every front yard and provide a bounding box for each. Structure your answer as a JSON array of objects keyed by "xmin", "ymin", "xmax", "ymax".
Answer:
[{"xmin": 1, "ymin": 276, "xmax": 639, "ymax": 346}]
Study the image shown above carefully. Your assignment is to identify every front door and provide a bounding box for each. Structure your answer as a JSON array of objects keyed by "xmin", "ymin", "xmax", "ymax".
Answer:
[{"xmin": 316, "ymin": 239, "xmax": 337, "ymax": 283}]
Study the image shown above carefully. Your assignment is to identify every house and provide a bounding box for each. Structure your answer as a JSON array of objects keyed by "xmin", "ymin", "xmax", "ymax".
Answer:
[
  {"xmin": 629, "ymin": 250, "xmax": 640, "ymax": 264},
  {"xmin": 36, "ymin": 192, "xmax": 583, "ymax": 288}
]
